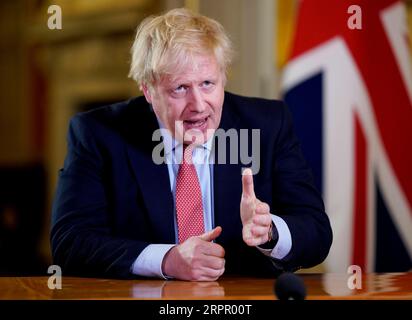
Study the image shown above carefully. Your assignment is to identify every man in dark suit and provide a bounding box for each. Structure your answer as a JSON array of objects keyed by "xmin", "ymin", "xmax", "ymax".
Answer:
[{"xmin": 51, "ymin": 8, "xmax": 332, "ymax": 280}]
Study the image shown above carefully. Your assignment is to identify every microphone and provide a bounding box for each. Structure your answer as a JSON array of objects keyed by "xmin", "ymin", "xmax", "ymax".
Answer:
[{"xmin": 274, "ymin": 272, "xmax": 307, "ymax": 300}]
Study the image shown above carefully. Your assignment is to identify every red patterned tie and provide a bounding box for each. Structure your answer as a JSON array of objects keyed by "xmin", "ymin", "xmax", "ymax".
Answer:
[{"xmin": 176, "ymin": 144, "xmax": 205, "ymax": 243}]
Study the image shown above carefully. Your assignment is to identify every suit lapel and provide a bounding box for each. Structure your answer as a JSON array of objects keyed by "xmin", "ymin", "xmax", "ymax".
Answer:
[{"xmin": 124, "ymin": 102, "xmax": 175, "ymax": 243}]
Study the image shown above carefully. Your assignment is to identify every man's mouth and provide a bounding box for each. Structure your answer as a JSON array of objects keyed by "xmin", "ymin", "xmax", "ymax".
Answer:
[{"xmin": 183, "ymin": 116, "xmax": 209, "ymax": 129}]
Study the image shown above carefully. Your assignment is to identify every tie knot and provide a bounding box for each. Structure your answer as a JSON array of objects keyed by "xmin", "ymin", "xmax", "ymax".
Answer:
[{"xmin": 182, "ymin": 144, "xmax": 194, "ymax": 165}]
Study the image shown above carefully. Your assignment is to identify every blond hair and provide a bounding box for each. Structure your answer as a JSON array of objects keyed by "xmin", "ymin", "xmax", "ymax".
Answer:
[{"xmin": 128, "ymin": 8, "xmax": 233, "ymax": 88}]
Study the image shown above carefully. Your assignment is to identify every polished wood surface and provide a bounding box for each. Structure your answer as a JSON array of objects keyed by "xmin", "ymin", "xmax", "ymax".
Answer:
[{"xmin": 1, "ymin": 273, "xmax": 411, "ymax": 300}]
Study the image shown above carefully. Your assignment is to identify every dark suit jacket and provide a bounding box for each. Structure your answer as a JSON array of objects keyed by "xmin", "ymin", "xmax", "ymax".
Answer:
[{"xmin": 51, "ymin": 92, "xmax": 332, "ymax": 279}]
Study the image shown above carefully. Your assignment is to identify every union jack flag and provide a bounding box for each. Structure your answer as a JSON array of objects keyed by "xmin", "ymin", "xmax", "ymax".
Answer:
[{"xmin": 282, "ymin": 0, "xmax": 412, "ymax": 272}]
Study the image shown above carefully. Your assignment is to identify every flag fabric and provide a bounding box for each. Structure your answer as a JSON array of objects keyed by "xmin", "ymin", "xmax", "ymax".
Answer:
[{"xmin": 282, "ymin": 0, "xmax": 412, "ymax": 272}]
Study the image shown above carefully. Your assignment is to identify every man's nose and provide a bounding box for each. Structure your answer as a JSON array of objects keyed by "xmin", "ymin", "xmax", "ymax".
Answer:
[{"xmin": 189, "ymin": 88, "xmax": 206, "ymax": 112}]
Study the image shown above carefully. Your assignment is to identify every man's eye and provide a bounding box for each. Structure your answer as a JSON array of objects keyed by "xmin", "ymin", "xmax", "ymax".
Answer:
[
  {"xmin": 173, "ymin": 85, "xmax": 187, "ymax": 94},
  {"xmin": 202, "ymin": 81, "xmax": 214, "ymax": 88}
]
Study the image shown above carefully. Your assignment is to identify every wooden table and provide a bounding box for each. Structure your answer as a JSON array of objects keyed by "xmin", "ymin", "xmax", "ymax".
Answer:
[{"xmin": 1, "ymin": 273, "xmax": 411, "ymax": 300}]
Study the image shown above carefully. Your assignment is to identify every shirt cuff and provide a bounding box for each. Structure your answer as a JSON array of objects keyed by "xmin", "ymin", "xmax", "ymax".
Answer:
[
  {"xmin": 256, "ymin": 214, "xmax": 292, "ymax": 260},
  {"xmin": 131, "ymin": 244, "xmax": 175, "ymax": 279}
]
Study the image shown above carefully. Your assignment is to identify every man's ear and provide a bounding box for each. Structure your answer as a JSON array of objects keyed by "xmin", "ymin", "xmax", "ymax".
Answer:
[{"xmin": 141, "ymin": 83, "xmax": 152, "ymax": 104}]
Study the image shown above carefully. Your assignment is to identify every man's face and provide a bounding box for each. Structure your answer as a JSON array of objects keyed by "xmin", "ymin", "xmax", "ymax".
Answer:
[{"xmin": 143, "ymin": 54, "xmax": 225, "ymax": 145}]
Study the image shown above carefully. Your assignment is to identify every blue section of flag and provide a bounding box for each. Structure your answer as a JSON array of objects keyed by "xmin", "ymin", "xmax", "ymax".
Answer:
[
  {"xmin": 375, "ymin": 182, "xmax": 412, "ymax": 272},
  {"xmin": 283, "ymin": 73, "xmax": 324, "ymax": 194}
]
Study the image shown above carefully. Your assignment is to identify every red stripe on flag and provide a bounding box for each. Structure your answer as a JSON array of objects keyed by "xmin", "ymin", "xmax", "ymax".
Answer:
[{"xmin": 352, "ymin": 112, "xmax": 368, "ymax": 270}]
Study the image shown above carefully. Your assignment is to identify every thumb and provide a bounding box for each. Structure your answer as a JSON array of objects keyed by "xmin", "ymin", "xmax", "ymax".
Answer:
[
  {"xmin": 242, "ymin": 168, "xmax": 255, "ymax": 199},
  {"xmin": 198, "ymin": 226, "xmax": 222, "ymax": 242}
]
